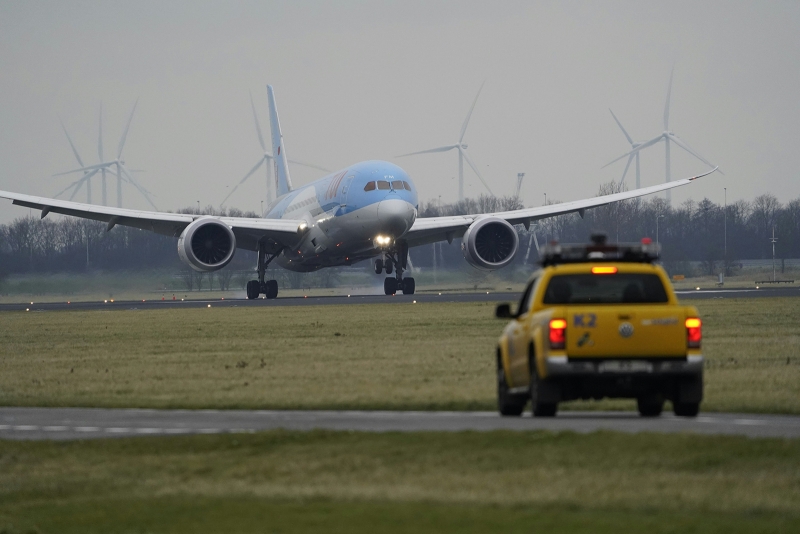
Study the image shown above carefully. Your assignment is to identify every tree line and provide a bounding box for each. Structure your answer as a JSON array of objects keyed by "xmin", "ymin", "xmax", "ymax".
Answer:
[{"xmin": 1, "ymin": 186, "xmax": 798, "ymax": 282}]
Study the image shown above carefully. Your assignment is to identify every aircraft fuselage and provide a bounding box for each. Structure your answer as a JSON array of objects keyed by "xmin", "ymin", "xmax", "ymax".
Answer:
[{"xmin": 266, "ymin": 160, "xmax": 418, "ymax": 271}]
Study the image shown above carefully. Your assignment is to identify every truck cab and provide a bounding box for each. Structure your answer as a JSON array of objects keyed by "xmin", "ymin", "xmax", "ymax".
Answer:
[{"xmin": 496, "ymin": 235, "xmax": 703, "ymax": 418}]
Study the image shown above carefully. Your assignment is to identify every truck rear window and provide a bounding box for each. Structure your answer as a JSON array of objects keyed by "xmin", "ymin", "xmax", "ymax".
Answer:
[{"xmin": 542, "ymin": 274, "xmax": 668, "ymax": 305}]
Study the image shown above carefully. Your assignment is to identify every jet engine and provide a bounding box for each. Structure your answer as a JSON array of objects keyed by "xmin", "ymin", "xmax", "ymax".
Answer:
[
  {"xmin": 461, "ymin": 217, "xmax": 519, "ymax": 270},
  {"xmin": 177, "ymin": 218, "xmax": 236, "ymax": 272}
]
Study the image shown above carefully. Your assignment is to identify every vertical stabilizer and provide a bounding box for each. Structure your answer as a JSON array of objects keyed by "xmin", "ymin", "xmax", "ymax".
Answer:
[{"xmin": 267, "ymin": 85, "xmax": 293, "ymax": 196}]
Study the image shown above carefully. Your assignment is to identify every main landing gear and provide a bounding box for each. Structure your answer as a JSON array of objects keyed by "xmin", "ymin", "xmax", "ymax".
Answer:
[
  {"xmin": 376, "ymin": 242, "xmax": 415, "ymax": 296},
  {"xmin": 246, "ymin": 245, "xmax": 279, "ymax": 299}
]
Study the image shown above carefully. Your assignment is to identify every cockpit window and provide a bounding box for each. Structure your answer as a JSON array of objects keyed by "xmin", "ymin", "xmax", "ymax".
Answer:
[
  {"xmin": 391, "ymin": 180, "xmax": 404, "ymax": 190},
  {"xmin": 363, "ymin": 181, "xmax": 376, "ymax": 191},
  {"xmin": 377, "ymin": 181, "xmax": 391, "ymax": 190},
  {"xmin": 402, "ymin": 181, "xmax": 412, "ymax": 191}
]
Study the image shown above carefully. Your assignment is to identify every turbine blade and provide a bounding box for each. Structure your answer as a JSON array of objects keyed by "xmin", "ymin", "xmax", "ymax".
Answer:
[
  {"xmin": 602, "ymin": 135, "xmax": 663, "ymax": 168},
  {"xmin": 117, "ymin": 98, "xmax": 139, "ymax": 159},
  {"xmin": 287, "ymin": 159, "xmax": 330, "ymax": 172},
  {"xmin": 220, "ymin": 158, "xmax": 267, "ymax": 206},
  {"xmin": 53, "ymin": 161, "xmax": 115, "ymax": 176},
  {"xmin": 120, "ymin": 164, "xmax": 158, "ymax": 210},
  {"xmin": 667, "ymin": 133, "xmax": 723, "ymax": 174},
  {"xmin": 65, "ymin": 169, "xmax": 98, "ymax": 200},
  {"xmin": 396, "ymin": 145, "xmax": 458, "ymax": 157},
  {"xmin": 55, "ymin": 177, "xmax": 86, "ymax": 199},
  {"xmin": 58, "ymin": 117, "xmax": 85, "ymax": 167},
  {"xmin": 459, "ymin": 80, "xmax": 486, "ymax": 143},
  {"xmin": 664, "ymin": 67, "xmax": 674, "ymax": 130},
  {"xmin": 609, "ymin": 109, "xmax": 634, "ymax": 145},
  {"xmin": 619, "ymin": 154, "xmax": 634, "ymax": 186},
  {"xmin": 250, "ymin": 91, "xmax": 267, "ymax": 152},
  {"xmin": 460, "ymin": 148, "xmax": 494, "ymax": 196}
]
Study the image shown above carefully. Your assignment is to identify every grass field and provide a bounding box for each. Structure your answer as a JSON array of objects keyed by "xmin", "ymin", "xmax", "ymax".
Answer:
[
  {"xmin": 1, "ymin": 430, "xmax": 799, "ymax": 533},
  {"xmin": 1, "ymin": 297, "xmax": 798, "ymax": 413}
]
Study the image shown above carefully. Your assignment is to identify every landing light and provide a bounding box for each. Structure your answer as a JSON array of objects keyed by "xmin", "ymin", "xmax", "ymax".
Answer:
[{"xmin": 374, "ymin": 234, "xmax": 393, "ymax": 247}]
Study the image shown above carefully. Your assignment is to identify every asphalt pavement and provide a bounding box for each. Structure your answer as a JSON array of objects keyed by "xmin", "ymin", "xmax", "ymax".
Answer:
[
  {"xmin": 1, "ymin": 407, "xmax": 798, "ymax": 440},
  {"xmin": 1, "ymin": 285, "xmax": 797, "ymax": 313}
]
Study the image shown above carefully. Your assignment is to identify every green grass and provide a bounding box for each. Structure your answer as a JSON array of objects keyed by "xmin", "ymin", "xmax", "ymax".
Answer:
[
  {"xmin": 1, "ymin": 430, "xmax": 799, "ymax": 533},
  {"xmin": 1, "ymin": 298, "xmax": 798, "ymax": 413}
]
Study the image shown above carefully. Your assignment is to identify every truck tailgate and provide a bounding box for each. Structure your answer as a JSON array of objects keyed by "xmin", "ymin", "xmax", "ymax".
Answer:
[{"xmin": 566, "ymin": 306, "xmax": 685, "ymax": 358}]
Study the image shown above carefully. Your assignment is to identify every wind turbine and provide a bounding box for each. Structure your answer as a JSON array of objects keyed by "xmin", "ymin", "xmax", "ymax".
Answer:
[
  {"xmin": 606, "ymin": 109, "xmax": 644, "ymax": 189},
  {"xmin": 603, "ymin": 69, "xmax": 720, "ymax": 203},
  {"xmin": 220, "ymin": 92, "xmax": 330, "ymax": 210},
  {"xmin": 396, "ymin": 82, "xmax": 494, "ymax": 201},
  {"xmin": 53, "ymin": 100, "xmax": 157, "ymax": 210}
]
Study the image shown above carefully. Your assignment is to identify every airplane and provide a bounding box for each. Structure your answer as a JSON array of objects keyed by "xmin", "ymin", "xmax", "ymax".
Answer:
[{"xmin": 0, "ymin": 85, "xmax": 718, "ymax": 299}]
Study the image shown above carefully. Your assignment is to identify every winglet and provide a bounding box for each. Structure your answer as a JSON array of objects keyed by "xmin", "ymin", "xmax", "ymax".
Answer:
[
  {"xmin": 267, "ymin": 85, "xmax": 293, "ymax": 196},
  {"xmin": 688, "ymin": 166, "xmax": 719, "ymax": 181}
]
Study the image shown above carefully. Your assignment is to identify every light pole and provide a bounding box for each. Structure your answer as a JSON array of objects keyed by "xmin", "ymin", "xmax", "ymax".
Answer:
[
  {"xmin": 656, "ymin": 214, "xmax": 665, "ymax": 249},
  {"xmin": 543, "ymin": 193, "xmax": 547, "ymax": 206},
  {"xmin": 261, "ymin": 200, "xmax": 264, "ymax": 215}
]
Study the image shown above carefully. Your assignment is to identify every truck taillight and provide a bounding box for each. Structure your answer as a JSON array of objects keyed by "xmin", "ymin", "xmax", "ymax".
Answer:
[
  {"xmin": 549, "ymin": 318, "xmax": 567, "ymax": 350},
  {"xmin": 685, "ymin": 317, "xmax": 702, "ymax": 349}
]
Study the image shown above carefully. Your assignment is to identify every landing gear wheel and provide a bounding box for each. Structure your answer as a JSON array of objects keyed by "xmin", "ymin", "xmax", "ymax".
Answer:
[
  {"xmin": 246, "ymin": 280, "xmax": 260, "ymax": 300},
  {"xmin": 402, "ymin": 277, "xmax": 415, "ymax": 295},
  {"xmin": 497, "ymin": 355, "xmax": 526, "ymax": 416},
  {"xmin": 375, "ymin": 259, "xmax": 383, "ymax": 274},
  {"xmin": 384, "ymin": 277, "xmax": 398, "ymax": 295},
  {"xmin": 637, "ymin": 395, "xmax": 664, "ymax": 417},
  {"xmin": 265, "ymin": 280, "xmax": 279, "ymax": 299},
  {"xmin": 673, "ymin": 401, "xmax": 700, "ymax": 417},
  {"xmin": 385, "ymin": 258, "xmax": 393, "ymax": 274},
  {"xmin": 530, "ymin": 363, "xmax": 557, "ymax": 417}
]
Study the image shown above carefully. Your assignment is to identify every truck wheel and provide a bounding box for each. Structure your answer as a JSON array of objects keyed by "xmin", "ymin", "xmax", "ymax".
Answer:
[
  {"xmin": 673, "ymin": 402, "xmax": 700, "ymax": 417},
  {"xmin": 497, "ymin": 354, "xmax": 526, "ymax": 416},
  {"xmin": 530, "ymin": 362, "xmax": 557, "ymax": 417},
  {"xmin": 637, "ymin": 395, "xmax": 664, "ymax": 417}
]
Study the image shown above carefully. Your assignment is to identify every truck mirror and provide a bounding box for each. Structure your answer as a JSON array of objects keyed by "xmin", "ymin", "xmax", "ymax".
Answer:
[{"xmin": 495, "ymin": 303, "xmax": 513, "ymax": 318}]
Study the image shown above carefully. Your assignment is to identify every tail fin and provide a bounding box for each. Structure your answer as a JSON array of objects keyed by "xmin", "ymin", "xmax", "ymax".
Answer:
[{"xmin": 267, "ymin": 85, "xmax": 293, "ymax": 196}]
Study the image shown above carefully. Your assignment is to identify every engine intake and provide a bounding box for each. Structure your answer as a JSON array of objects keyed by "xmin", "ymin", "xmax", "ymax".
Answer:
[
  {"xmin": 461, "ymin": 217, "xmax": 519, "ymax": 270},
  {"xmin": 177, "ymin": 218, "xmax": 236, "ymax": 272}
]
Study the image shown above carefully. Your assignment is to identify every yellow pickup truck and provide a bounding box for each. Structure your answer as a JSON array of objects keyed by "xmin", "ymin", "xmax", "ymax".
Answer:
[{"xmin": 495, "ymin": 235, "xmax": 703, "ymax": 418}]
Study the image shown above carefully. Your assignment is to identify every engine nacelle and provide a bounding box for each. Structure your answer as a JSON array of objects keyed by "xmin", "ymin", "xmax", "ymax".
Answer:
[
  {"xmin": 461, "ymin": 217, "xmax": 519, "ymax": 270},
  {"xmin": 177, "ymin": 218, "xmax": 236, "ymax": 272}
]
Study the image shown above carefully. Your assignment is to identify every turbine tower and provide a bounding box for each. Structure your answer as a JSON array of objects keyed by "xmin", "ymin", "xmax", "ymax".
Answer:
[
  {"xmin": 396, "ymin": 82, "xmax": 494, "ymax": 201},
  {"xmin": 220, "ymin": 92, "xmax": 330, "ymax": 210},
  {"xmin": 53, "ymin": 100, "xmax": 157, "ymax": 210},
  {"xmin": 603, "ymin": 69, "xmax": 720, "ymax": 203}
]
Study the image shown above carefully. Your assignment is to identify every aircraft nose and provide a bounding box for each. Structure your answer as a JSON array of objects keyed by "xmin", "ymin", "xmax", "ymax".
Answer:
[{"xmin": 377, "ymin": 198, "xmax": 416, "ymax": 237}]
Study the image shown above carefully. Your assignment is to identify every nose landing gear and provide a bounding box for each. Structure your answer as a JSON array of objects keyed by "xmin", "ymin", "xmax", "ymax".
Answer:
[{"xmin": 377, "ymin": 241, "xmax": 415, "ymax": 296}]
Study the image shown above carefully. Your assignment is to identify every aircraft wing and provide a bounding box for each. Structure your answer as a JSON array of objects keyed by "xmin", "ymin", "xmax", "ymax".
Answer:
[
  {"xmin": 0, "ymin": 190, "xmax": 305, "ymax": 251},
  {"xmin": 404, "ymin": 168, "xmax": 718, "ymax": 247}
]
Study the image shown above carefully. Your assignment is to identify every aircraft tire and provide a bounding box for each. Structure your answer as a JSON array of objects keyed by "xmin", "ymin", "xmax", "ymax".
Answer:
[
  {"xmin": 266, "ymin": 280, "xmax": 279, "ymax": 299},
  {"xmin": 384, "ymin": 277, "xmax": 397, "ymax": 295},
  {"xmin": 374, "ymin": 259, "xmax": 383, "ymax": 274},
  {"xmin": 246, "ymin": 280, "xmax": 260, "ymax": 300},
  {"xmin": 385, "ymin": 259, "xmax": 393, "ymax": 274},
  {"xmin": 402, "ymin": 277, "xmax": 415, "ymax": 295}
]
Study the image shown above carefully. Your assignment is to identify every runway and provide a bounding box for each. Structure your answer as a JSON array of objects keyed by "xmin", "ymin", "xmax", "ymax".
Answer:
[
  {"xmin": 1, "ymin": 407, "xmax": 798, "ymax": 440},
  {"xmin": 1, "ymin": 285, "xmax": 798, "ymax": 312}
]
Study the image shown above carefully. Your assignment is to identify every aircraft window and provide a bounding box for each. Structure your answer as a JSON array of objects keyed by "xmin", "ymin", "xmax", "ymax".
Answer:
[
  {"xmin": 377, "ymin": 181, "xmax": 391, "ymax": 190},
  {"xmin": 403, "ymin": 181, "xmax": 412, "ymax": 191},
  {"xmin": 364, "ymin": 181, "xmax": 376, "ymax": 191},
  {"xmin": 391, "ymin": 180, "xmax": 404, "ymax": 190}
]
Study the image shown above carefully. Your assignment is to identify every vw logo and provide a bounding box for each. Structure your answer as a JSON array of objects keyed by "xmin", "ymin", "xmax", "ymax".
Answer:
[{"xmin": 618, "ymin": 322, "xmax": 634, "ymax": 338}]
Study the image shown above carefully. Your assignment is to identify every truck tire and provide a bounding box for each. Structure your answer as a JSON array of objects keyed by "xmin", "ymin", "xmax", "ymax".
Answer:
[
  {"xmin": 497, "ymin": 354, "xmax": 526, "ymax": 416},
  {"xmin": 673, "ymin": 401, "xmax": 700, "ymax": 417},
  {"xmin": 637, "ymin": 395, "xmax": 664, "ymax": 417},
  {"xmin": 529, "ymin": 354, "xmax": 557, "ymax": 417}
]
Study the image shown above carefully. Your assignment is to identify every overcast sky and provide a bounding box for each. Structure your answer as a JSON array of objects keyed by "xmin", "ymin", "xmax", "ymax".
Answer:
[{"xmin": 1, "ymin": 1, "xmax": 798, "ymax": 223}]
